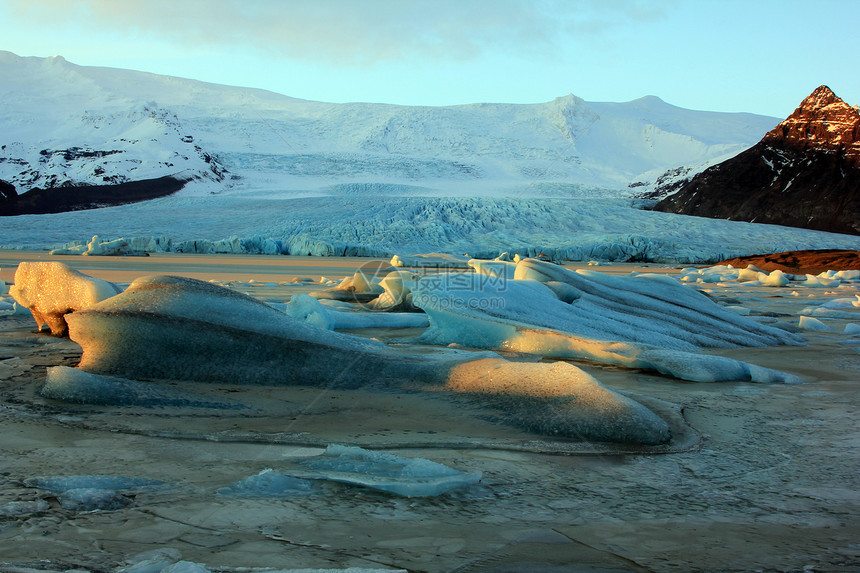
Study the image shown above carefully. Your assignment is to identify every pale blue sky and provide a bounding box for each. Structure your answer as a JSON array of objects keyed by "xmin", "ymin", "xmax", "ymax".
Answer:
[{"xmin": 2, "ymin": 0, "xmax": 858, "ymax": 118}]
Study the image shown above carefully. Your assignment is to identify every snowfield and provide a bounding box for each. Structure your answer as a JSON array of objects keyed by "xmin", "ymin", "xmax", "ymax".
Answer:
[{"xmin": 5, "ymin": 51, "xmax": 859, "ymax": 262}]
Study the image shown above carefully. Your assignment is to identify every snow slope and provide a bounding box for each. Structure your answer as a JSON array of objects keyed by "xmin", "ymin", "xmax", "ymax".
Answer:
[
  {"xmin": 3, "ymin": 51, "xmax": 860, "ymax": 261},
  {"xmin": 0, "ymin": 51, "xmax": 776, "ymax": 196}
]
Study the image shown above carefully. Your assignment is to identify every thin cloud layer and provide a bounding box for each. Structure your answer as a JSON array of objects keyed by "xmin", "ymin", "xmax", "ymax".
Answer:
[{"xmin": 8, "ymin": 0, "xmax": 669, "ymax": 65}]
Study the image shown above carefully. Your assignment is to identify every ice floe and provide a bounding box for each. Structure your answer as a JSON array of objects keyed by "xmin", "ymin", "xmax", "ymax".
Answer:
[
  {"xmin": 10, "ymin": 261, "xmax": 121, "ymax": 335},
  {"xmin": 293, "ymin": 445, "xmax": 481, "ymax": 497},
  {"xmin": 216, "ymin": 469, "xmax": 315, "ymax": 498},
  {"xmin": 25, "ymin": 475, "xmax": 165, "ymax": 511}
]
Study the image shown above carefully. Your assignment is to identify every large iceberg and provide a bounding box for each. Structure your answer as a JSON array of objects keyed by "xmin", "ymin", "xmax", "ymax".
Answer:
[
  {"xmin": 10, "ymin": 261, "xmax": 121, "ymax": 335},
  {"xmin": 412, "ymin": 259, "xmax": 804, "ymax": 383},
  {"xmin": 63, "ymin": 274, "xmax": 670, "ymax": 444}
]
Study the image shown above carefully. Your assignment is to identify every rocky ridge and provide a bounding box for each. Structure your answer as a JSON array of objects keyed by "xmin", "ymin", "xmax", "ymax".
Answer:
[{"xmin": 654, "ymin": 86, "xmax": 860, "ymax": 235}]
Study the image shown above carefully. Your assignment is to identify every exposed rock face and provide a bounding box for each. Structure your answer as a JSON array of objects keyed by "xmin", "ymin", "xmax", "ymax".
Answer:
[
  {"xmin": 0, "ymin": 179, "xmax": 16, "ymax": 202},
  {"xmin": 718, "ymin": 249, "xmax": 860, "ymax": 274},
  {"xmin": 654, "ymin": 86, "xmax": 860, "ymax": 235}
]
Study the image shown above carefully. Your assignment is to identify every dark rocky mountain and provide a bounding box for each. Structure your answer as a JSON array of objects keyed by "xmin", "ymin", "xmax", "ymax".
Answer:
[
  {"xmin": 0, "ymin": 180, "xmax": 16, "ymax": 202},
  {"xmin": 654, "ymin": 86, "xmax": 860, "ymax": 235}
]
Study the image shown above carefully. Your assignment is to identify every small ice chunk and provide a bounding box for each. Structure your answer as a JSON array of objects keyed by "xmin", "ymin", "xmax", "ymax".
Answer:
[
  {"xmin": 0, "ymin": 500, "xmax": 50, "ymax": 516},
  {"xmin": 217, "ymin": 469, "xmax": 315, "ymax": 498},
  {"xmin": 58, "ymin": 488, "xmax": 132, "ymax": 511},
  {"xmin": 724, "ymin": 305, "xmax": 751, "ymax": 315},
  {"xmin": 798, "ymin": 316, "xmax": 831, "ymax": 331},
  {"xmin": 285, "ymin": 293, "xmax": 336, "ymax": 330},
  {"xmin": 162, "ymin": 562, "xmax": 211, "ymax": 573},
  {"xmin": 25, "ymin": 475, "xmax": 165, "ymax": 492},
  {"xmin": 10, "ymin": 261, "xmax": 121, "ymax": 335},
  {"xmin": 803, "ymin": 274, "xmax": 842, "ymax": 288},
  {"xmin": 844, "ymin": 323, "xmax": 860, "ymax": 335},
  {"xmin": 297, "ymin": 445, "xmax": 481, "ymax": 497},
  {"xmin": 0, "ymin": 279, "xmax": 6, "ymax": 295},
  {"xmin": 82, "ymin": 235, "xmax": 131, "ymax": 256},
  {"xmin": 760, "ymin": 269, "xmax": 790, "ymax": 287},
  {"xmin": 119, "ymin": 549, "xmax": 183, "ymax": 573}
]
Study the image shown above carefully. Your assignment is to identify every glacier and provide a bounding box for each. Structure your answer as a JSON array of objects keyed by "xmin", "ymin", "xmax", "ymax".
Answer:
[{"xmin": 4, "ymin": 51, "xmax": 860, "ymax": 262}]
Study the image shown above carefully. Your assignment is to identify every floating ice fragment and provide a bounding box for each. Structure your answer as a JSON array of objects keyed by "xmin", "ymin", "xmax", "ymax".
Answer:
[
  {"xmin": 285, "ymin": 293, "xmax": 336, "ymax": 330},
  {"xmin": 57, "ymin": 488, "xmax": 132, "ymax": 511},
  {"xmin": 162, "ymin": 562, "xmax": 211, "ymax": 573},
  {"xmin": 216, "ymin": 469, "xmax": 315, "ymax": 498},
  {"xmin": 798, "ymin": 316, "xmax": 831, "ymax": 331},
  {"xmin": 0, "ymin": 500, "xmax": 50, "ymax": 516},
  {"xmin": 10, "ymin": 261, "xmax": 121, "ymax": 335},
  {"xmin": 119, "ymin": 548, "xmax": 183, "ymax": 573},
  {"xmin": 803, "ymin": 274, "xmax": 842, "ymax": 288},
  {"xmin": 25, "ymin": 475, "xmax": 165, "ymax": 492},
  {"xmin": 843, "ymin": 323, "xmax": 860, "ymax": 335},
  {"xmin": 295, "ymin": 445, "xmax": 481, "ymax": 497}
]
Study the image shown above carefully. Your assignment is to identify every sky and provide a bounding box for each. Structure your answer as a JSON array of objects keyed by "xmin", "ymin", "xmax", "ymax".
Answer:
[{"xmin": 2, "ymin": 0, "xmax": 858, "ymax": 118}]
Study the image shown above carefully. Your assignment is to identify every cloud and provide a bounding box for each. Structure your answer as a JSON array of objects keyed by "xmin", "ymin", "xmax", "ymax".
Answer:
[{"xmin": 9, "ymin": 0, "xmax": 670, "ymax": 66}]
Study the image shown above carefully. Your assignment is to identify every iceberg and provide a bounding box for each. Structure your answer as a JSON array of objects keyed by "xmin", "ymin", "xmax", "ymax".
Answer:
[
  {"xmin": 294, "ymin": 445, "xmax": 481, "ymax": 497},
  {"xmin": 413, "ymin": 258, "xmax": 803, "ymax": 383},
  {"xmin": 63, "ymin": 274, "xmax": 671, "ymax": 444},
  {"xmin": 10, "ymin": 261, "xmax": 121, "ymax": 335}
]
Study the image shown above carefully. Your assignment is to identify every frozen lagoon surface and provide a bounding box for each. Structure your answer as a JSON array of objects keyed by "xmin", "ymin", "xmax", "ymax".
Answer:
[{"xmin": 1, "ymin": 253, "xmax": 860, "ymax": 572}]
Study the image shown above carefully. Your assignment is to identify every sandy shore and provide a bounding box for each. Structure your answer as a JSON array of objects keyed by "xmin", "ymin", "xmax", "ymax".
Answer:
[{"xmin": 1, "ymin": 251, "xmax": 859, "ymax": 572}]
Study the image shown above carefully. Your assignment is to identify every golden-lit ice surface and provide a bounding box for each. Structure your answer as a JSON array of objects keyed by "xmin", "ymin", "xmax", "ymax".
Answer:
[{"xmin": 1, "ymin": 251, "xmax": 859, "ymax": 571}]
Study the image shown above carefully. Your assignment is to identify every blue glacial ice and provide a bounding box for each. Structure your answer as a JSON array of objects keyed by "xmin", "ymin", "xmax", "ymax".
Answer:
[
  {"xmin": 294, "ymin": 445, "xmax": 482, "ymax": 497},
  {"xmin": 413, "ymin": 258, "xmax": 804, "ymax": 383},
  {"xmin": 216, "ymin": 469, "xmax": 315, "ymax": 498}
]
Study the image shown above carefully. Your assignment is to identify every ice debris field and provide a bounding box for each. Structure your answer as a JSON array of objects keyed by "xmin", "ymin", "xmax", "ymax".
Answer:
[
  {"xmin": 5, "ymin": 256, "xmax": 860, "ymax": 434},
  {"xmin": 2, "ymin": 253, "xmax": 860, "ymax": 572}
]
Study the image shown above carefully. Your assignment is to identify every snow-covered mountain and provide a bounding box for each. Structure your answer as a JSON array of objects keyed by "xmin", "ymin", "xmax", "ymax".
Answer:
[
  {"xmin": 0, "ymin": 51, "xmax": 775, "ymax": 198},
  {"xmin": 3, "ymin": 51, "xmax": 860, "ymax": 262}
]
